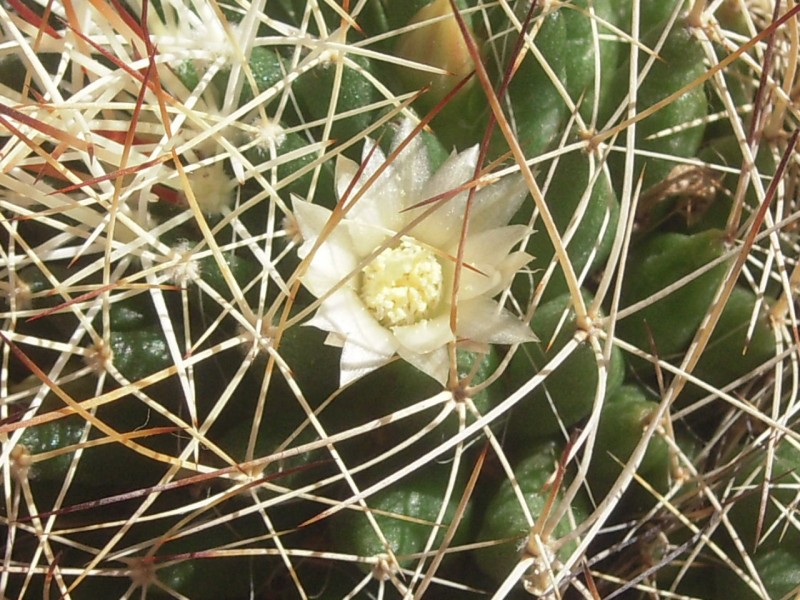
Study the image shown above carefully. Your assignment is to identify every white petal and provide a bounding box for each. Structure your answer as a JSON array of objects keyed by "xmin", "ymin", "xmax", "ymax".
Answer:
[
  {"xmin": 457, "ymin": 297, "xmax": 537, "ymax": 344},
  {"xmin": 335, "ymin": 154, "xmax": 361, "ymax": 204},
  {"xmin": 323, "ymin": 331, "xmax": 345, "ymax": 348},
  {"xmin": 406, "ymin": 146, "xmax": 480, "ymax": 247},
  {"xmin": 292, "ymin": 197, "xmax": 333, "ymax": 243},
  {"xmin": 292, "ymin": 200, "xmax": 360, "ymax": 297},
  {"xmin": 469, "ymin": 174, "xmax": 529, "ymax": 233},
  {"xmin": 461, "ymin": 224, "xmax": 531, "ymax": 267},
  {"xmin": 495, "ymin": 251, "xmax": 534, "ymax": 294},
  {"xmin": 456, "ymin": 226, "xmax": 533, "ymax": 300},
  {"xmin": 299, "ymin": 234, "xmax": 359, "ymax": 297},
  {"xmin": 341, "ymin": 220, "xmax": 392, "ymax": 259},
  {"xmin": 396, "ymin": 345, "xmax": 450, "ymax": 385},
  {"xmin": 425, "ymin": 145, "xmax": 479, "ymax": 197},
  {"xmin": 390, "ymin": 118, "xmax": 431, "ymax": 201},
  {"xmin": 361, "ymin": 135, "xmax": 388, "ymax": 181},
  {"xmin": 307, "ymin": 288, "xmax": 398, "ymax": 357},
  {"xmin": 392, "ymin": 313, "xmax": 454, "ymax": 355},
  {"xmin": 458, "ymin": 264, "xmax": 503, "ymax": 301},
  {"xmin": 339, "ymin": 340, "xmax": 394, "ymax": 386},
  {"xmin": 337, "ymin": 147, "xmax": 404, "ymax": 231}
]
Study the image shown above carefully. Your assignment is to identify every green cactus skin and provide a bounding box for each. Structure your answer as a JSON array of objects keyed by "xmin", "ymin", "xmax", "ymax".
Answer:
[
  {"xmin": 516, "ymin": 147, "xmax": 620, "ymax": 303},
  {"xmin": 714, "ymin": 545, "xmax": 800, "ymax": 600},
  {"xmin": 13, "ymin": 401, "xmax": 171, "ymax": 499},
  {"xmin": 587, "ymin": 384, "xmax": 671, "ymax": 506},
  {"xmin": 725, "ymin": 439, "xmax": 800, "ymax": 552},
  {"xmin": 617, "ymin": 230, "xmax": 731, "ymax": 372},
  {"xmin": 561, "ymin": 0, "xmax": 621, "ymax": 123},
  {"xmin": 690, "ymin": 135, "xmax": 777, "ymax": 234},
  {"xmin": 608, "ymin": 0, "xmax": 686, "ymax": 36},
  {"xmin": 337, "ymin": 461, "xmax": 472, "ymax": 573},
  {"xmin": 505, "ymin": 292, "xmax": 625, "ymax": 443},
  {"xmin": 292, "ymin": 53, "xmax": 382, "ymax": 146},
  {"xmin": 473, "ymin": 440, "xmax": 589, "ymax": 584},
  {"xmin": 601, "ymin": 19, "xmax": 708, "ymax": 194},
  {"xmin": 488, "ymin": 8, "xmax": 570, "ymax": 160},
  {"xmin": 681, "ymin": 285, "xmax": 776, "ymax": 406}
]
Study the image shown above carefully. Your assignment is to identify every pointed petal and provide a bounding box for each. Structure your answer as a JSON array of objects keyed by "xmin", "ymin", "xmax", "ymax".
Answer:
[
  {"xmin": 456, "ymin": 226, "xmax": 533, "ymax": 299},
  {"xmin": 341, "ymin": 220, "xmax": 391, "ymax": 259},
  {"xmin": 469, "ymin": 174, "xmax": 528, "ymax": 233},
  {"xmin": 392, "ymin": 313, "xmax": 454, "ymax": 355},
  {"xmin": 292, "ymin": 200, "xmax": 360, "ymax": 297},
  {"xmin": 425, "ymin": 145, "xmax": 479, "ymax": 197},
  {"xmin": 307, "ymin": 288, "xmax": 398, "ymax": 356},
  {"xmin": 339, "ymin": 341, "xmax": 394, "ymax": 386},
  {"xmin": 340, "ymin": 143, "xmax": 404, "ymax": 230},
  {"xmin": 457, "ymin": 297, "xmax": 537, "ymax": 344},
  {"xmin": 496, "ymin": 251, "xmax": 534, "ymax": 294},
  {"xmin": 408, "ymin": 146, "xmax": 480, "ymax": 247},
  {"xmin": 456, "ymin": 251, "xmax": 532, "ymax": 302},
  {"xmin": 361, "ymin": 135, "xmax": 388, "ymax": 181},
  {"xmin": 292, "ymin": 196, "xmax": 332, "ymax": 242},
  {"xmin": 323, "ymin": 331, "xmax": 345, "ymax": 348},
  {"xmin": 390, "ymin": 118, "xmax": 431, "ymax": 201},
  {"xmin": 298, "ymin": 234, "xmax": 358, "ymax": 297},
  {"xmin": 458, "ymin": 264, "xmax": 503, "ymax": 301},
  {"xmin": 461, "ymin": 224, "xmax": 531, "ymax": 267},
  {"xmin": 396, "ymin": 345, "xmax": 450, "ymax": 385},
  {"xmin": 335, "ymin": 154, "xmax": 361, "ymax": 203}
]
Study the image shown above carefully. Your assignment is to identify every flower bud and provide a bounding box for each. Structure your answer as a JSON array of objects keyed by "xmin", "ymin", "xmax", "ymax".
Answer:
[{"xmin": 395, "ymin": 0, "xmax": 476, "ymax": 105}]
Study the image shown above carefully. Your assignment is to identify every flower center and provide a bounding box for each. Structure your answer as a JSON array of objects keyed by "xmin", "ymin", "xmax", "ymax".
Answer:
[{"xmin": 360, "ymin": 238, "xmax": 443, "ymax": 328}]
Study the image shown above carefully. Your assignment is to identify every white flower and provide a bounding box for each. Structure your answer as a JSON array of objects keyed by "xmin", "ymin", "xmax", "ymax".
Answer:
[{"xmin": 293, "ymin": 120, "xmax": 535, "ymax": 386}]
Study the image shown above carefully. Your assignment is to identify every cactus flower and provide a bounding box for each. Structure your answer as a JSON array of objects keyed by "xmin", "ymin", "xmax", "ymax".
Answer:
[{"xmin": 292, "ymin": 120, "xmax": 535, "ymax": 386}]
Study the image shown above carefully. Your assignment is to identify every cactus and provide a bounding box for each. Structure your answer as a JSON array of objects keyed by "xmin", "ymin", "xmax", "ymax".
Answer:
[{"xmin": 1, "ymin": 0, "xmax": 799, "ymax": 598}]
